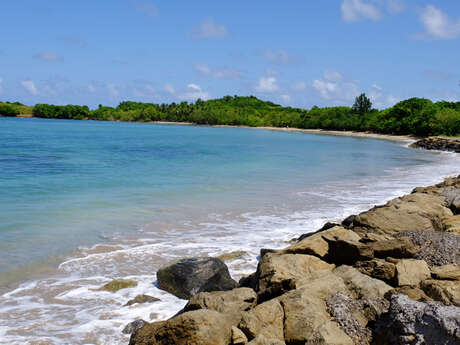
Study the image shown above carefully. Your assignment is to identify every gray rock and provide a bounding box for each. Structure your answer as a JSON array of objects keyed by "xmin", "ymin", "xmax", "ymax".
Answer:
[
  {"xmin": 373, "ymin": 294, "xmax": 460, "ymax": 345},
  {"xmin": 442, "ymin": 188, "xmax": 460, "ymax": 214},
  {"xmin": 395, "ymin": 231, "xmax": 460, "ymax": 266},
  {"xmin": 156, "ymin": 257, "xmax": 238, "ymax": 299},
  {"xmin": 122, "ymin": 319, "xmax": 148, "ymax": 334}
]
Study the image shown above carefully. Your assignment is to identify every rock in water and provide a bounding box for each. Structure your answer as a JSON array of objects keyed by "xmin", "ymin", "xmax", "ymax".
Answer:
[
  {"xmin": 123, "ymin": 319, "xmax": 148, "ymax": 334},
  {"xmin": 373, "ymin": 294, "xmax": 460, "ymax": 345},
  {"xmin": 156, "ymin": 257, "xmax": 238, "ymax": 299},
  {"xmin": 125, "ymin": 294, "xmax": 160, "ymax": 306}
]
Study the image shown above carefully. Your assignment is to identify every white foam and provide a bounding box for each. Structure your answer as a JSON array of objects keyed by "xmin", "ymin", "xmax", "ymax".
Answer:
[{"xmin": 0, "ymin": 150, "xmax": 458, "ymax": 345}]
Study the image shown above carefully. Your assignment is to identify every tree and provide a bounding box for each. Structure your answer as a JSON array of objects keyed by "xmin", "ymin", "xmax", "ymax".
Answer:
[
  {"xmin": 0, "ymin": 103, "xmax": 20, "ymax": 116},
  {"xmin": 352, "ymin": 93, "xmax": 372, "ymax": 115}
]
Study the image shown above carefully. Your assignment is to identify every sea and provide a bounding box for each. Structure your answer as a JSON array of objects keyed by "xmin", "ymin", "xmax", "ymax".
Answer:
[{"xmin": 0, "ymin": 117, "xmax": 458, "ymax": 344}]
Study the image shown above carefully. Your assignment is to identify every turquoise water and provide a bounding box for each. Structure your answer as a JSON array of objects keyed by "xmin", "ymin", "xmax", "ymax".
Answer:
[
  {"xmin": 0, "ymin": 117, "xmax": 456, "ymax": 278},
  {"xmin": 0, "ymin": 117, "xmax": 459, "ymax": 344}
]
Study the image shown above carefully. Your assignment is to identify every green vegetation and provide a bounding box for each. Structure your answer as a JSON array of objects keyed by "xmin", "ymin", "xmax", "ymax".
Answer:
[
  {"xmin": 4, "ymin": 94, "xmax": 460, "ymax": 136},
  {"xmin": 0, "ymin": 101, "xmax": 33, "ymax": 116},
  {"xmin": 99, "ymin": 279, "xmax": 138, "ymax": 292}
]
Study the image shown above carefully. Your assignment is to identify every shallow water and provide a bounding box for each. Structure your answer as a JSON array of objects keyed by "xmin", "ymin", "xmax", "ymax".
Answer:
[{"xmin": 0, "ymin": 117, "xmax": 459, "ymax": 344}]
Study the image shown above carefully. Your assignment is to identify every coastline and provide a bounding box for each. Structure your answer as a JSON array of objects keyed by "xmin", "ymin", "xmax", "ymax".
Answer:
[{"xmin": 0, "ymin": 127, "xmax": 459, "ymax": 344}]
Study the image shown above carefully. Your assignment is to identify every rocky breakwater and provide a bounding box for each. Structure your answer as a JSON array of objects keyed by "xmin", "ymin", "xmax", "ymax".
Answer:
[
  {"xmin": 128, "ymin": 175, "xmax": 460, "ymax": 345},
  {"xmin": 410, "ymin": 137, "xmax": 460, "ymax": 153}
]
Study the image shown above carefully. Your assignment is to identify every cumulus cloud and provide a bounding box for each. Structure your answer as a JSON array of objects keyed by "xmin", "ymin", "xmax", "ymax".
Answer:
[
  {"xmin": 133, "ymin": 0, "xmax": 158, "ymax": 18},
  {"xmin": 179, "ymin": 83, "xmax": 211, "ymax": 101},
  {"xmin": 33, "ymin": 51, "xmax": 62, "ymax": 62},
  {"xmin": 255, "ymin": 77, "xmax": 279, "ymax": 93},
  {"xmin": 265, "ymin": 68, "xmax": 279, "ymax": 76},
  {"xmin": 417, "ymin": 5, "xmax": 460, "ymax": 40},
  {"xmin": 279, "ymin": 94, "xmax": 291, "ymax": 103},
  {"xmin": 368, "ymin": 84, "xmax": 399, "ymax": 108},
  {"xmin": 341, "ymin": 0, "xmax": 382, "ymax": 22},
  {"xmin": 21, "ymin": 80, "xmax": 39, "ymax": 95},
  {"xmin": 190, "ymin": 19, "xmax": 228, "ymax": 39},
  {"xmin": 194, "ymin": 64, "xmax": 241, "ymax": 79},
  {"xmin": 132, "ymin": 83, "xmax": 156, "ymax": 98},
  {"xmin": 387, "ymin": 0, "xmax": 405, "ymax": 14},
  {"xmin": 312, "ymin": 70, "xmax": 358, "ymax": 102}
]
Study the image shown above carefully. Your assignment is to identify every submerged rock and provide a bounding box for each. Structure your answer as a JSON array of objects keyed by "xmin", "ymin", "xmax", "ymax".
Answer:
[
  {"xmin": 373, "ymin": 294, "xmax": 460, "ymax": 345},
  {"xmin": 125, "ymin": 294, "xmax": 160, "ymax": 306},
  {"xmin": 99, "ymin": 279, "xmax": 137, "ymax": 292},
  {"xmin": 123, "ymin": 319, "xmax": 148, "ymax": 334}
]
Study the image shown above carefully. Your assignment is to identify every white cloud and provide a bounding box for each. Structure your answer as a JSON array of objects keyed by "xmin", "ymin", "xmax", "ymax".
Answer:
[
  {"xmin": 33, "ymin": 51, "xmax": 62, "ymax": 62},
  {"xmin": 180, "ymin": 84, "xmax": 211, "ymax": 101},
  {"xmin": 313, "ymin": 71, "xmax": 358, "ymax": 102},
  {"xmin": 164, "ymin": 83, "xmax": 175, "ymax": 95},
  {"xmin": 264, "ymin": 50, "xmax": 291, "ymax": 64},
  {"xmin": 255, "ymin": 77, "xmax": 279, "ymax": 93},
  {"xmin": 341, "ymin": 0, "xmax": 382, "ymax": 22},
  {"xmin": 417, "ymin": 5, "xmax": 460, "ymax": 40},
  {"xmin": 88, "ymin": 84, "xmax": 96, "ymax": 93},
  {"xmin": 194, "ymin": 64, "xmax": 241, "ymax": 79},
  {"xmin": 133, "ymin": 0, "xmax": 158, "ymax": 18},
  {"xmin": 368, "ymin": 84, "xmax": 399, "ymax": 108},
  {"xmin": 292, "ymin": 81, "xmax": 306, "ymax": 91},
  {"xmin": 21, "ymin": 80, "xmax": 39, "ymax": 95},
  {"xmin": 190, "ymin": 19, "xmax": 228, "ymax": 39}
]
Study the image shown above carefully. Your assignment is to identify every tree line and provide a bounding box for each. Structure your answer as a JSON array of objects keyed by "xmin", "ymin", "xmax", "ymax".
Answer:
[{"xmin": 2, "ymin": 94, "xmax": 459, "ymax": 136}]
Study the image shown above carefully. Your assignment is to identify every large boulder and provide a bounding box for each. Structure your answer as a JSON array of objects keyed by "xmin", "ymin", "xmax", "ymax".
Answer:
[
  {"xmin": 373, "ymin": 294, "xmax": 460, "ymax": 345},
  {"xmin": 355, "ymin": 258, "xmax": 396, "ymax": 284},
  {"xmin": 369, "ymin": 237, "xmax": 419, "ymax": 259},
  {"xmin": 442, "ymin": 215, "xmax": 460, "ymax": 235},
  {"xmin": 421, "ymin": 279, "xmax": 460, "ymax": 307},
  {"xmin": 280, "ymin": 226, "xmax": 360, "ymax": 260},
  {"xmin": 395, "ymin": 231, "xmax": 460, "ymax": 266},
  {"xmin": 395, "ymin": 259, "xmax": 430, "ymax": 287},
  {"xmin": 324, "ymin": 237, "xmax": 373, "ymax": 265},
  {"xmin": 156, "ymin": 257, "xmax": 238, "ymax": 299},
  {"xmin": 256, "ymin": 253, "xmax": 334, "ymax": 301},
  {"xmin": 182, "ymin": 287, "xmax": 257, "ymax": 325},
  {"xmin": 295, "ymin": 269, "xmax": 348, "ymax": 300},
  {"xmin": 385, "ymin": 286, "xmax": 433, "ymax": 302},
  {"xmin": 129, "ymin": 310, "xmax": 232, "ymax": 345},
  {"xmin": 333, "ymin": 266, "xmax": 393, "ymax": 299},
  {"xmin": 247, "ymin": 335, "xmax": 286, "ymax": 345},
  {"xmin": 351, "ymin": 193, "xmax": 453, "ymax": 236},
  {"xmin": 442, "ymin": 188, "xmax": 460, "ymax": 214},
  {"xmin": 238, "ymin": 299, "xmax": 285, "ymax": 342},
  {"xmin": 431, "ymin": 264, "xmax": 460, "ymax": 281},
  {"xmin": 305, "ymin": 321, "xmax": 354, "ymax": 345}
]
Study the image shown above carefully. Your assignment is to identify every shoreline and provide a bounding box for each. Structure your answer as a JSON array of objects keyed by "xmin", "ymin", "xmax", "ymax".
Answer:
[{"xmin": 10, "ymin": 116, "xmax": 418, "ymax": 143}]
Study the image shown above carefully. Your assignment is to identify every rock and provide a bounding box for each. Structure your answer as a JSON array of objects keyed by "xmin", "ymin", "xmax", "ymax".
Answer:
[
  {"xmin": 306, "ymin": 321, "xmax": 354, "ymax": 345},
  {"xmin": 280, "ymin": 226, "xmax": 360, "ymax": 260},
  {"xmin": 156, "ymin": 257, "xmax": 238, "ymax": 299},
  {"xmin": 217, "ymin": 250, "xmax": 246, "ymax": 262},
  {"xmin": 326, "ymin": 292, "xmax": 372, "ymax": 345},
  {"xmin": 333, "ymin": 266, "xmax": 393, "ymax": 299},
  {"xmin": 239, "ymin": 272, "xmax": 258, "ymax": 290},
  {"xmin": 279, "ymin": 288, "xmax": 330, "ymax": 344},
  {"xmin": 395, "ymin": 231, "xmax": 460, "ymax": 266},
  {"xmin": 352, "ymin": 193, "xmax": 453, "ymax": 236},
  {"xmin": 100, "ymin": 279, "xmax": 137, "ymax": 292},
  {"xmin": 238, "ymin": 299, "xmax": 284, "ymax": 342},
  {"xmin": 385, "ymin": 286, "xmax": 433, "ymax": 302},
  {"xmin": 182, "ymin": 288, "xmax": 257, "ymax": 324},
  {"xmin": 342, "ymin": 215, "xmax": 357, "ymax": 228},
  {"xmin": 247, "ymin": 335, "xmax": 285, "ymax": 345},
  {"xmin": 443, "ymin": 215, "xmax": 460, "ymax": 235},
  {"xmin": 409, "ymin": 137, "xmax": 460, "ymax": 153},
  {"xmin": 256, "ymin": 253, "xmax": 335, "ymax": 301},
  {"xmin": 373, "ymin": 294, "xmax": 460, "ymax": 345},
  {"xmin": 295, "ymin": 270, "xmax": 348, "ymax": 300},
  {"xmin": 421, "ymin": 279, "xmax": 460, "ymax": 306},
  {"xmin": 123, "ymin": 319, "xmax": 148, "ymax": 335},
  {"xmin": 395, "ymin": 259, "xmax": 431, "ymax": 287},
  {"xmin": 129, "ymin": 310, "xmax": 232, "ymax": 345},
  {"xmin": 369, "ymin": 237, "xmax": 418, "ymax": 259},
  {"xmin": 442, "ymin": 188, "xmax": 460, "ymax": 214},
  {"xmin": 355, "ymin": 259, "xmax": 396, "ymax": 283},
  {"xmin": 431, "ymin": 264, "xmax": 460, "ymax": 281},
  {"xmin": 125, "ymin": 294, "xmax": 160, "ymax": 306},
  {"xmin": 231, "ymin": 326, "xmax": 248, "ymax": 345},
  {"xmin": 325, "ymin": 237, "xmax": 373, "ymax": 265}
]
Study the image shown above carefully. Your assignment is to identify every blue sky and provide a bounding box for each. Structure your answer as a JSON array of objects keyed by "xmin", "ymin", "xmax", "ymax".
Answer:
[{"xmin": 1, "ymin": 0, "xmax": 459, "ymax": 109}]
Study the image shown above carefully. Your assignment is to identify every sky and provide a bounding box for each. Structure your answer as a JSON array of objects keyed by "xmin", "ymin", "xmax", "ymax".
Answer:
[{"xmin": 0, "ymin": 0, "xmax": 459, "ymax": 109}]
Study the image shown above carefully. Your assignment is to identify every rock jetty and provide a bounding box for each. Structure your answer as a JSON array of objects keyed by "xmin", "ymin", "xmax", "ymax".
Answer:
[
  {"xmin": 410, "ymin": 137, "xmax": 460, "ymax": 153},
  {"xmin": 127, "ymin": 175, "xmax": 460, "ymax": 345}
]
